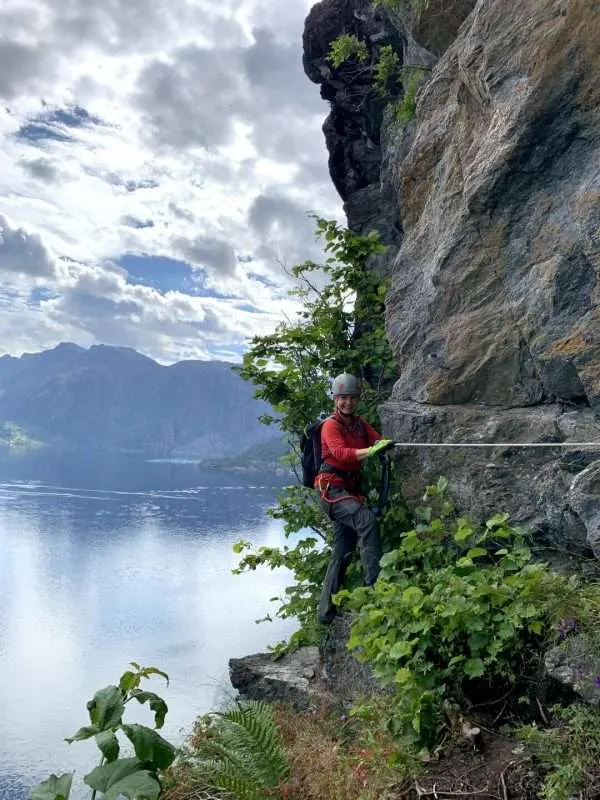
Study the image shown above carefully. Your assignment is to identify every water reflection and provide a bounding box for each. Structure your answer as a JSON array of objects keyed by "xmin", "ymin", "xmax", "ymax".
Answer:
[{"xmin": 0, "ymin": 450, "xmax": 295, "ymax": 799}]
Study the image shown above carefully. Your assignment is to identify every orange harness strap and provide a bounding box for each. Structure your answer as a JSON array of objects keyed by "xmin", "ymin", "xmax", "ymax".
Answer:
[{"xmin": 317, "ymin": 475, "xmax": 363, "ymax": 505}]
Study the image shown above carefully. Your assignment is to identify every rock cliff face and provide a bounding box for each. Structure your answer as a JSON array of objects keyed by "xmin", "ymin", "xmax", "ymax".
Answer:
[{"xmin": 304, "ymin": 0, "xmax": 600, "ymax": 555}]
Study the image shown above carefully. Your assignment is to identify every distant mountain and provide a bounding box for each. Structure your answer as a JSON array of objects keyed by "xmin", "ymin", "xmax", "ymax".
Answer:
[{"xmin": 0, "ymin": 343, "xmax": 278, "ymax": 458}]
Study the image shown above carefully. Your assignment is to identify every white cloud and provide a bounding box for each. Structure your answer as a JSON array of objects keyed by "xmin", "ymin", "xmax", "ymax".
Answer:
[
  {"xmin": 0, "ymin": 213, "xmax": 57, "ymax": 278},
  {"xmin": 0, "ymin": 0, "xmax": 342, "ymax": 363}
]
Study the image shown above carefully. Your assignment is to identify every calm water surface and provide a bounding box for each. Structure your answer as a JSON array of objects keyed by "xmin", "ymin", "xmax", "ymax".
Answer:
[{"xmin": 0, "ymin": 450, "xmax": 296, "ymax": 799}]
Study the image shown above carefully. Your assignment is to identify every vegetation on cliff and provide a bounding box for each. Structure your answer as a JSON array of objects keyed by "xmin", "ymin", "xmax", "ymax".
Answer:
[
  {"xmin": 326, "ymin": 1, "xmax": 429, "ymax": 125},
  {"xmin": 235, "ymin": 217, "xmax": 402, "ymax": 651},
  {"xmin": 231, "ymin": 218, "xmax": 600, "ymax": 798}
]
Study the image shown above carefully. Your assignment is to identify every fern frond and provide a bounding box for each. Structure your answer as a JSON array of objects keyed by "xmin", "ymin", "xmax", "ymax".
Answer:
[
  {"xmin": 190, "ymin": 700, "xmax": 288, "ymax": 800},
  {"xmin": 201, "ymin": 759, "xmax": 262, "ymax": 800},
  {"xmin": 214, "ymin": 701, "xmax": 288, "ymax": 785}
]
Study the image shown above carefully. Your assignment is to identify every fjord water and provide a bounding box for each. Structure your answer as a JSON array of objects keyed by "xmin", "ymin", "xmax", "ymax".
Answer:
[{"xmin": 0, "ymin": 450, "xmax": 296, "ymax": 800}]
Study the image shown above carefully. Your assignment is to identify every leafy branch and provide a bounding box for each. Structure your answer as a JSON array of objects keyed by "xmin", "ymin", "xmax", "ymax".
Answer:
[
  {"xmin": 235, "ymin": 218, "xmax": 400, "ymax": 653},
  {"xmin": 30, "ymin": 664, "xmax": 175, "ymax": 800}
]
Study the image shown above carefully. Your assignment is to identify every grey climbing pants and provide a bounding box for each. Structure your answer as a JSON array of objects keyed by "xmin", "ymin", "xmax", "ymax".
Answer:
[{"xmin": 317, "ymin": 487, "xmax": 382, "ymax": 624}]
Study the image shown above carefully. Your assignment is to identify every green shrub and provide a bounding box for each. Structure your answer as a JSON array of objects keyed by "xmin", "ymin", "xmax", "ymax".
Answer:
[
  {"xmin": 392, "ymin": 67, "xmax": 425, "ymax": 123},
  {"xmin": 336, "ymin": 481, "xmax": 579, "ymax": 747},
  {"xmin": 327, "ymin": 34, "xmax": 369, "ymax": 68}
]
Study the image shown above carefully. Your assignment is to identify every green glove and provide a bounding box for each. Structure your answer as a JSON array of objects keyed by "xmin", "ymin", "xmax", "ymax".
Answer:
[{"xmin": 367, "ymin": 439, "xmax": 394, "ymax": 458}]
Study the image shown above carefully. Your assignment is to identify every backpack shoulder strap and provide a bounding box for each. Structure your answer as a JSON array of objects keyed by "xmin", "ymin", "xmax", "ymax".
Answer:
[{"xmin": 357, "ymin": 416, "xmax": 369, "ymax": 445}]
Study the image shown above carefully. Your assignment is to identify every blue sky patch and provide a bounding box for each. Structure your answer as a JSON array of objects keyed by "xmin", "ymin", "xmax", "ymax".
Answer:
[
  {"xmin": 16, "ymin": 105, "xmax": 104, "ymax": 145},
  {"xmin": 28, "ymin": 287, "xmax": 57, "ymax": 306},
  {"xmin": 47, "ymin": 106, "xmax": 102, "ymax": 128},
  {"xmin": 247, "ymin": 271, "xmax": 278, "ymax": 288},
  {"xmin": 119, "ymin": 254, "xmax": 236, "ymax": 299},
  {"xmin": 17, "ymin": 123, "xmax": 72, "ymax": 144}
]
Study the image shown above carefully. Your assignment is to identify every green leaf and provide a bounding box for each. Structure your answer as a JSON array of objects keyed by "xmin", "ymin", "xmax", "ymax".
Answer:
[
  {"xmin": 454, "ymin": 519, "xmax": 474, "ymax": 542},
  {"xmin": 402, "ymin": 586, "xmax": 424, "ymax": 606},
  {"xmin": 129, "ymin": 690, "xmax": 168, "ymax": 729},
  {"xmin": 388, "ymin": 640, "xmax": 414, "ymax": 659},
  {"xmin": 96, "ymin": 730, "xmax": 120, "ymax": 762},
  {"xmin": 380, "ymin": 550, "xmax": 400, "ymax": 567},
  {"xmin": 122, "ymin": 724, "xmax": 177, "ymax": 769},
  {"xmin": 464, "ymin": 658, "xmax": 485, "ymax": 678},
  {"xmin": 86, "ymin": 685, "xmax": 125, "ymax": 731},
  {"xmin": 29, "ymin": 773, "xmax": 73, "ymax": 800},
  {"xmin": 436, "ymin": 476, "xmax": 448, "ymax": 493},
  {"xmin": 466, "ymin": 547, "xmax": 488, "ymax": 559},
  {"xmin": 119, "ymin": 671, "xmax": 139, "ymax": 693},
  {"xmin": 394, "ymin": 667, "xmax": 413, "ymax": 685},
  {"xmin": 139, "ymin": 666, "xmax": 169, "ymax": 686},
  {"xmin": 65, "ymin": 725, "xmax": 100, "ymax": 743},
  {"xmin": 486, "ymin": 513, "xmax": 510, "ymax": 529},
  {"xmin": 84, "ymin": 758, "xmax": 160, "ymax": 800},
  {"xmin": 529, "ymin": 620, "xmax": 544, "ymax": 635}
]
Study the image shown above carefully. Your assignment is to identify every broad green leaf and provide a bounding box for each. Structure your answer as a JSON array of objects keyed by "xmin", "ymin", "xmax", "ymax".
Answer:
[
  {"xmin": 65, "ymin": 725, "xmax": 100, "ymax": 743},
  {"xmin": 466, "ymin": 547, "xmax": 488, "ymax": 559},
  {"xmin": 456, "ymin": 556, "xmax": 474, "ymax": 568},
  {"xmin": 379, "ymin": 550, "xmax": 400, "ymax": 567},
  {"xmin": 486, "ymin": 513, "xmax": 510, "ymax": 529},
  {"xmin": 29, "ymin": 773, "xmax": 73, "ymax": 800},
  {"xmin": 454, "ymin": 519, "xmax": 474, "ymax": 542},
  {"xmin": 96, "ymin": 730, "xmax": 120, "ymax": 762},
  {"xmin": 529, "ymin": 620, "xmax": 544, "ymax": 635},
  {"xmin": 119, "ymin": 671, "xmax": 139, "ymax": 693},
  {"xmin": 122, "ymin": 724, "xmax": 176, "ymax": 769},
  {"xmin": 86, "ymin": 685, "xmax": 124, "ymax": 731},
  {"xmin": 402, "ymin": 586, "xmax": 424, "ymax": 606},
  {"xmin": 129, "ymin": 690, "xmax": 168, "ymax": 729},
  {"xmin": 464, "ymin": 658, "xmax": 485, "ymax": 678},
  {"xmin": 388, "ymin": 640, "xmax": 414, "ymax": 659},
  {"xmin": 84, "ymin": 758, "xmax": 160, "ymax": 800}
]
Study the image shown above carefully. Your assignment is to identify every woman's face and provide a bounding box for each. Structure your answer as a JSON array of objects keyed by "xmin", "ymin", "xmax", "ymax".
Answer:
[{"xmin": 335, "ymin": 393, "xmax": 359, "ymax": 415}]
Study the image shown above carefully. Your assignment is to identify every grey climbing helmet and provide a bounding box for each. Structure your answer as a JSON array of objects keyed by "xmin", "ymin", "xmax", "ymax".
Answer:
[{"xmin": 332, "ymin": 372, "xmax": 361, "ymax": 397}]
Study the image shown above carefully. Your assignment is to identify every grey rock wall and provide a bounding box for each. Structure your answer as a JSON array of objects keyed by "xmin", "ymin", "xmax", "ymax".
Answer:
[
  {"xmin": 304, "ymin": 0, "xmax": 600, "ymax": 553},
  {"xmin": 384, "ymin": 0, "xmax": 600, "ymax": 549}
]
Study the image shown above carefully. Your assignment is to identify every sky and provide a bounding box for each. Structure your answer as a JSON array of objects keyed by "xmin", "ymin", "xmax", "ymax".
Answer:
[{"xmin": 0, "ymin": 0, "xmax": 342, "ymax": 364}]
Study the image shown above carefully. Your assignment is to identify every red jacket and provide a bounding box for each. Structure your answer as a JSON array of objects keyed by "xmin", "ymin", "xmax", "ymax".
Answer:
[{"xmin": 315, "ymin": 411, "xmax": 382, "ymax": 492}]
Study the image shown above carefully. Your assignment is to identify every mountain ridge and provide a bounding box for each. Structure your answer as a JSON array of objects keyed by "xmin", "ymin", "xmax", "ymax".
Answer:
[{"xmin": 0, "ymin": 343, "xmax": 277, "ymax": 458}]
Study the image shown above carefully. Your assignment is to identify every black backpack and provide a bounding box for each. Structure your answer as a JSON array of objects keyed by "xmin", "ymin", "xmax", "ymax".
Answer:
[{"xmin": 299, "ymin": 415, "xmax": 333, "ymax": 488}]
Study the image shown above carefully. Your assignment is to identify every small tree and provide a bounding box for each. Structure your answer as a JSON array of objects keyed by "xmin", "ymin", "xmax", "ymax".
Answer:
[{"xmin": 235, "ymin": 219, "xmax": 403, "ymax": 651}]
